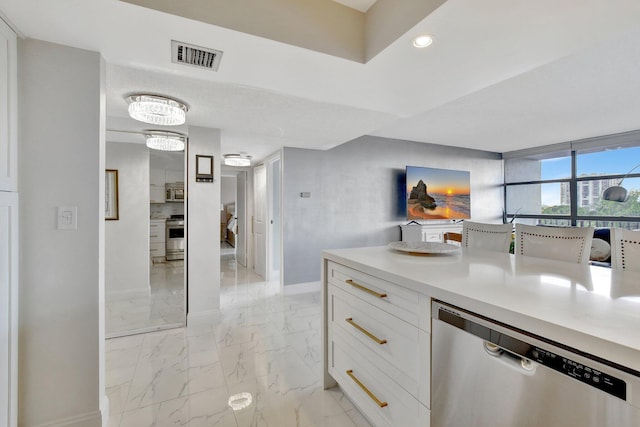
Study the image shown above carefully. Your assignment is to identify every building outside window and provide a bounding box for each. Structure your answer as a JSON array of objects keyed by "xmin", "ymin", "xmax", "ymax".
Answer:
[{"xmin": 503, "ymin": 132, "xmax": 640, "ymax": 230}]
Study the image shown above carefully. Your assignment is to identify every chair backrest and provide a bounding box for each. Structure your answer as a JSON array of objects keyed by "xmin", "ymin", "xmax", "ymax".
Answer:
[
  {"xmin": 610, "ymin": 228, "xmax": 640, "ymax": 271},
  {"xmin": 515, "ymin": 224, "xmax": 594, "ymax": 264},
  {"xmin": 462, "ymin": 221, "xmax": 513, "ymax": 253},
  {"xmin": 443, "ymin": 232, "xmax": 462, "ymax": 244}
]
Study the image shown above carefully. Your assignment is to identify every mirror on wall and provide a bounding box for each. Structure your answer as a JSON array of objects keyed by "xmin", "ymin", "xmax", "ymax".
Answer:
[{"xmin": 105, "ymin": 141, "xmax": 186, "ymax": 338}]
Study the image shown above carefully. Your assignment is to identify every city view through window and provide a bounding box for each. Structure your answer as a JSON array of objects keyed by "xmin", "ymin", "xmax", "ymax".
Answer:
[{"xmin": 505, "ymin": 145, "xmax": 640, "ymax": 229}]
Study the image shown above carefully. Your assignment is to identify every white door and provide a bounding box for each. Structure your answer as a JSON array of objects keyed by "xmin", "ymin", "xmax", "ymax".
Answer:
[
  {"xmin": 253, "ymin": 164, "xmax": 267, "ymax": 278},
  {"xmin": 236, "ymin": 171, "xmax": 247, "ymax": 267}
]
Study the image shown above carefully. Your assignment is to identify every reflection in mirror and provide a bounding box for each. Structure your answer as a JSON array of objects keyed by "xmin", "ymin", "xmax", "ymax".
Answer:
[{"xmin": 105, "ymin": 141, "xmax": 186, "ymax": 338}]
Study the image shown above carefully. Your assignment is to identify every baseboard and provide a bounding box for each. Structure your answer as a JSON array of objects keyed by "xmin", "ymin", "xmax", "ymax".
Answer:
[
  {"xmin": 187, "ymin": 309, "xmax": 220, "ymax": 325},
  {"xmin": 283, "ymin": 281, "xmax": 320, "ymax": 295},
  {"xmin": 32, "ymin": 410, "xmax": 102, "ymax": 427},
  {"xmin": 105, "ymin": 288, "xmax": 149, "ymax": 300}
]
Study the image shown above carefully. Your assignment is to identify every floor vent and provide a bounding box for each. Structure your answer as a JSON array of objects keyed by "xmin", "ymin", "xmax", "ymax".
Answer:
[{"xmin": 171, "ymin": 40, "xmax": 223, "ymax": 71}]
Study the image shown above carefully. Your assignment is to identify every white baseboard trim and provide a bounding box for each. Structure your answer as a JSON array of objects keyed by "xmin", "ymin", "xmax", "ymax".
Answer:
[
  {"xmin": 187, "ymin": 309, "xmax": 220, "ymax": 325},
  {"xmin": 283, "ymin": 281, "xmax": 321, "ymax": 295},
  {"xmin": 33, "ymin": 410, "xmax": 102, "ymax": 427},
  {"xmin": 106, "ymin": 288, "xmax": 149, "ymax": 300}
]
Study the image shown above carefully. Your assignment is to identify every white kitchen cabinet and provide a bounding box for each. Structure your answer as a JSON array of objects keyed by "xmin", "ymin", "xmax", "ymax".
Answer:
[
  {"xmin": 150, "ymin": 219, "xmax": 166, "ymax": 262},
  {"xmin": 325, "ymin": 261, "xmax": 430, "ymax": 427},
  {"xmin": 0, "ymin": 192, "xmax": 18, "ymax": 427},
  {"xmin": 150, "ymin": 168, "xmax": 165, "ymax": 203},
  {"xmin": 0, "ymin": 19, "xmax": 17, "ymax": 192},
  {"xmin": 400, "ymin": 223, "xmax": 462, "ymax": 243}
]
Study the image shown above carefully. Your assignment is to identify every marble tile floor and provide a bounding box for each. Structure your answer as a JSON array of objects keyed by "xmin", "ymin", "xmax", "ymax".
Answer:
[
  {"xmin": 106, "ymin": 260, "xmax": 186, "ymax": 338},
  {"xmin": 105, "ymin": 256, "xmax": 372, "ymax": 427}
]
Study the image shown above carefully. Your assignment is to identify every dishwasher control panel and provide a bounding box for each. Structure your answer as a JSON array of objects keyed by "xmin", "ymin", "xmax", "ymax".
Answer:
[{"xmin": 528, "ymin": 346, "xmax": 626, "ymax": 400}]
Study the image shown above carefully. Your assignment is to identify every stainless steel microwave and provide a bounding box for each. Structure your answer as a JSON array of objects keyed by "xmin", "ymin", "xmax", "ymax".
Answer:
[{"xmin": 165, "ymin": 183, "xmax": 184, "ymax": 202}]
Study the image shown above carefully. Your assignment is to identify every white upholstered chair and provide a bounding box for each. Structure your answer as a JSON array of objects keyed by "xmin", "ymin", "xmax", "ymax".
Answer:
[
  {"xmin": 462, "ymin": 221, "xmax": 513, "ymax": 253},
  {"xmin": 610, "ymin": 228, "xmax": 640, "ymax": 271},
  {"xmin": 515, "ymin": 223, "xmax": 594, "ymax": 264}
]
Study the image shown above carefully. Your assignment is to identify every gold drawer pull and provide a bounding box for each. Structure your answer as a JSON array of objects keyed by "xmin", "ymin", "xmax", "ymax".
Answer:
[
  {"xmin": 345, "ymin": 318, "xmax": 387, "ymax": 345},
  {"xmin": 345, "ymin": 279, "xmax": 387, "ymax": 299},
  {"xmin": 346, "ymin": 370, "xmax": 388, "ymax": 408}
]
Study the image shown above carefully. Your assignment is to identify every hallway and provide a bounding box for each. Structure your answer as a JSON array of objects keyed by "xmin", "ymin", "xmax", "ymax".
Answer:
[{"xmin": 105, "ymin": 257, "xmax": 372, "ymax": 426}]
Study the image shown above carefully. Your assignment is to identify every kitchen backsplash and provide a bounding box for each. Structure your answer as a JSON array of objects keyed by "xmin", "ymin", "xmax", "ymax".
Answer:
[{"xmin": 151, "ymin": 202, "xmax": 184, "ymax": 218}]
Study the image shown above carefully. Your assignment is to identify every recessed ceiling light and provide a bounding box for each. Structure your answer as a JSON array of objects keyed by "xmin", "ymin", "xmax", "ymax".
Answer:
[{"xmin": 412, "ymin": 34, "xmax": 433, "ymax": 49}]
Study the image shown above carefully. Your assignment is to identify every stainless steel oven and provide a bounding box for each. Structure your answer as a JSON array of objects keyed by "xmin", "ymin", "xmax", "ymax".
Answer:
[{"xmin": 166, "ymin": 215, "xmax": 184, "ymax": 261}]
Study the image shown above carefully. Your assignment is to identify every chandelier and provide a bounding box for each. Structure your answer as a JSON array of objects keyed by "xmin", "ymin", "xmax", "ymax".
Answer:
[
  {"xmin": 223, "ymin": 153, "xmax": 251, "ymax": 167},
  {"xmin": 127, "ymin": 94, "xmax": 188, "ymax": 126},
  {"xmin": 145, "ymin": 130, "xmax": 186, "ymax": 152}
]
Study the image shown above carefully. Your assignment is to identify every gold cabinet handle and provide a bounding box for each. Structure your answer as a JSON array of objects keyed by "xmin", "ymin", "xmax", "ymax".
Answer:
[
  {"xmin": 346, "ymin": 370, "xmax": 388, "ymax": 408},
  {"xmin": 345, "ymin": 318, "xmax": 387, "ymax": 345},
  {"xmin": 345, "ymin": 279, "xmax": 387, "ymax": 299}
]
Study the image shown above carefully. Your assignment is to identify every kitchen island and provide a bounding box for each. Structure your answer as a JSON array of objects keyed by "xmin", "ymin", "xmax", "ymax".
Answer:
[{"xmin": 321, "ymin": 246, "xmax": 640, "ymax": 427}]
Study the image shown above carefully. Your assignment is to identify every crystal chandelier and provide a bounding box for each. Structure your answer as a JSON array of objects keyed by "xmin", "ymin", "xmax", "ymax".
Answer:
[
  {"xmin": 127, "ymin": 94, "xmax": 188, "ymax": 126},
  {"xmin": 223, "ymin": 153, "xmax": 251, "ymax": 167},
  {"xmin": 145, "ymin": 130, "xmax": 186, "ymax": 152}
]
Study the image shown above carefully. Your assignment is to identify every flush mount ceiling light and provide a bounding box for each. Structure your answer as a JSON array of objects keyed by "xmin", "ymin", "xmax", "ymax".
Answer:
[
  {"xmin": 126, "ymin": 94, "xmax": 188, "ymax": 126},
  {"xmin": 412, "ymin": 34, "xmax": 433, "ymax": 48},
  {"xmin": 145, "ymin": 130, "xmax": 186, "ymax": 152},
  {"xmin": 224, "ymin": 153, "xmax": 252, "ymax": 167}
]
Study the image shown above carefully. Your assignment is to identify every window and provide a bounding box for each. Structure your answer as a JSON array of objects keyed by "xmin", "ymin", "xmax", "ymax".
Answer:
[{"xmin": 504, "ymin": 139, "xmax": 640, "ymax": 230}]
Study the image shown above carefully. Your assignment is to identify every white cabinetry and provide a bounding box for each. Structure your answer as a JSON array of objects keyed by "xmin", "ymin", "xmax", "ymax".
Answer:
[
  {"xmin": 150, "ymin": 168, "xmax": 165, "ymax": 203},
  {"xmin": 400, "ymin": 223, "xmax": 462, "ymax": 243},
  {"xmin": 150, "ymin": 219, "xmax": 166, "ymax": 261},
  {"xmin": 325, "ymin": 261, "xmax": 430, "ymax": 427},
  {"xmin": 0, "ymin": 192, "xmax": 18, "ymax": 427},
  {"xmin": 0, "ymin": 19, "xmax": 17, "ymax": 192}
]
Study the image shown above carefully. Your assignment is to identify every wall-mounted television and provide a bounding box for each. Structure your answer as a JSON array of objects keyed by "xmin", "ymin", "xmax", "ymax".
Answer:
[{"xmin": 406, "ymin": 166, "xmax": 470, "ymax": 220}]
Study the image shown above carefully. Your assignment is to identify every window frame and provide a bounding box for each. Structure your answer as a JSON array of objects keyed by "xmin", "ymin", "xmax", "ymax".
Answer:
[{"xmin": 504, "ymin": 148, "xmax": 640, "ymax": 226}]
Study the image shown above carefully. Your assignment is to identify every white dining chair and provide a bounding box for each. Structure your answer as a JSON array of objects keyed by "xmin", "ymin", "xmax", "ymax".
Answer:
[
  {"xmin": 515, "ymin": 223, "xmax": 594, "ymax": 264},
  {"xmin": 610, "ymin": 228, "xmax": 640, "ymax": 271},
  {"xmin": 462, "ymin": 221, "xmax": 513, "ymax": 253}
]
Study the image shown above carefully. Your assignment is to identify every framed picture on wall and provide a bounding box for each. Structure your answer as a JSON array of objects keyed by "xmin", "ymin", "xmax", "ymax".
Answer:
[
  {"xmin": 196, "ymin": 155, "xmax": 214, "ymax": 182},
  {"xmin": 105, "ymin": 169, "xmax": 119, "ymax": 220}
]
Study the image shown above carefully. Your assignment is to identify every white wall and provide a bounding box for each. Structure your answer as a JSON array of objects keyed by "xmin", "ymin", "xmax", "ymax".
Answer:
[
  {"xmin": 187, "ymin": 126, "xmax": 221, "ymax": 320},
  {"xmin": 106, "ymin": 142, "xmax": 149, "ymax": 295},
  {"xmin": 221, "ymin": 176, "xmax": 236, "ymax": 206},
  {"xmin": 282, "ymin": 135, "xmax": 503, "ymax": 285},
  {"xmin": 18, "ymin": 39, "xmax": 103, "ymax": 426}
]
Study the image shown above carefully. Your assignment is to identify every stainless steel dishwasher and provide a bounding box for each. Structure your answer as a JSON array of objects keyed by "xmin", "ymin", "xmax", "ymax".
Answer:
[{"xmin": 431, "ymin": 300, "xmax": 640, "ymax": 427}]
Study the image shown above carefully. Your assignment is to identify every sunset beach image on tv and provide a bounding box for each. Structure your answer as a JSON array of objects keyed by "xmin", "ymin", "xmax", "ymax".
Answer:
[{"xmin": 406, "ymin": 166, "xmax": 470, "ymax": 220}]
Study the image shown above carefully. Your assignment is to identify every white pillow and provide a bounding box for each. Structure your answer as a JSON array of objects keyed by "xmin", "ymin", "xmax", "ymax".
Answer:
[{"xmin": 590, "ymin": 238, "xmax": 611, "ymax": 262}]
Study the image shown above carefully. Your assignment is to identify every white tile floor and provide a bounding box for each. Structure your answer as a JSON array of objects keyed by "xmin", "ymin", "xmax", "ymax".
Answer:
[
  {"xmin": 105, "ymin": 255, "xmax": 372, "ymax": 427},
  {"xmin": 106, "ymin": 260, "xmax": 186, "ymax": 338}
]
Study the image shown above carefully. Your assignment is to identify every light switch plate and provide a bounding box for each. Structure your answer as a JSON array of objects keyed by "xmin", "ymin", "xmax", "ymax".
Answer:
[{"xmin": 57, "ymin": 206, "xmax": 77, "ymax": 230}]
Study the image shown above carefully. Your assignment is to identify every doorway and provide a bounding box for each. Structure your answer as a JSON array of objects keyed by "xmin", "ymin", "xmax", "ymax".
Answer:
[{"xmin": 220, "ymin": 169, "xmax": 248, "ymax": 271}]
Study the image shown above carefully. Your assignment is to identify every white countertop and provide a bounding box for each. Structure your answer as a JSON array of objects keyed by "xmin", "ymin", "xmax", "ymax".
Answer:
[{"xmin": 322, "ymin": 246, "xmax": 640, "ymax": 372}]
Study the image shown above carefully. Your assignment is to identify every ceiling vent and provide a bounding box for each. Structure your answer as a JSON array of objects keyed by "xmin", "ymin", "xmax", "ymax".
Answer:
[{"xmin": 171, "ymin": 40, "xmax": 223, "ymax": 71}]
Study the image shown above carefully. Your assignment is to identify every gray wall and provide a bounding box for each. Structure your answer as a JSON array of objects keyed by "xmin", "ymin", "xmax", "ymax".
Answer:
[{"xmin": 282, "ymin": 135, "xmax": 503, "ymax": 285}]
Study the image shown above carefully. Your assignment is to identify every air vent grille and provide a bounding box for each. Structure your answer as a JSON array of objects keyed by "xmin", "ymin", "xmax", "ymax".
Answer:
[{"xmin": 171, "ymin": 40, "xmax": 223, "ymax": 71}]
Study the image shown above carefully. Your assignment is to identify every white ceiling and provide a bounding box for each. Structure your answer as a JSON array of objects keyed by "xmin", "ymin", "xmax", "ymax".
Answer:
[{"xmin": 3, "ymin": 0, "xmax": 640, "ymax": 163}]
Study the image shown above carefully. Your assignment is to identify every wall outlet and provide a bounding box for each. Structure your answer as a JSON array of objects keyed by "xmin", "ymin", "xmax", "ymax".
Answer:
[
  {"xmin": 57, "ymin": 206, "xmax": 77, "ymax": 230},
  {"xmin": 300, "ymin": 192, "xmax": 311, "ymax": 198}
]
